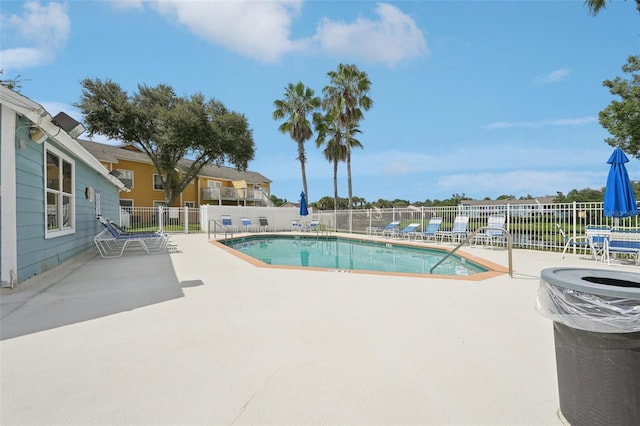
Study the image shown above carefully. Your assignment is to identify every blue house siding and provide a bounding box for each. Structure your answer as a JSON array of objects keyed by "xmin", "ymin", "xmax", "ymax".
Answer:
[
  {"xmin": 2, "ymin": 86, "xmax": 126, "ymax": 287},
  {"xmin": 15, "ymin": 137, "xmax": 120, "ymax": 282}
]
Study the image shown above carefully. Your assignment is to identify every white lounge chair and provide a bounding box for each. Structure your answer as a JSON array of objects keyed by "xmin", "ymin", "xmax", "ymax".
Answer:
[
  {"xmin": 559, "ymin": 224, "xmax": 610, "ymax": 260},
  {"xmin": 241, "ymin": 218, "xmax": 257, "ymax": 232},
  {"xmin": 471, "ymin": 215, "xmax": 506, "ymax": 247},
  {"xmin": 393, "ymin": 223, "xmax": 420, "ymax": 239},
  {"xmin": 221, "ymin": 215, "xmax": 238, "ymax": 232},
  {"xmin": 380, "ymin": 221, "xmax": 401, "ymax": 237},
  {"xmin": 415, "ymin": 217, "xmax": 442, "ymax": 241},
  {"xmin": 436, "ymin": 216, "xmax": 469, "ymax": 243}
]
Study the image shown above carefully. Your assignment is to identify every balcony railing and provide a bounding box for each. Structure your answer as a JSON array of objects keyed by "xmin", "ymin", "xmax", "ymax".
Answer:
[{"xmin": 202, "ymin": 187, "xmax": 272, "ymax": 206}]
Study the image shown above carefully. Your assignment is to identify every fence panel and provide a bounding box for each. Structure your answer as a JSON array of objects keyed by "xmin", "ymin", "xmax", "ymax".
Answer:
[
  {"xmin": 119, "ymin": 201, "xmax": 640, "ymax": 251},
  {"xmin": 119, "ymin": 206, "xmax": 201, "ymax": 234}
]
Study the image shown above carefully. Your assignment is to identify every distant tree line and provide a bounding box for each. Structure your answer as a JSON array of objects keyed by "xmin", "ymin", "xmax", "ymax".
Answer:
[{"xmin": 274, "ymin": 182, "xmax": 639, "ymax": 210}]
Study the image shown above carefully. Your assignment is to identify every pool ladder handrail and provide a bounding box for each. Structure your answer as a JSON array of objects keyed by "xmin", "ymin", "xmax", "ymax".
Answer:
[
  {"xmin": 208, "ymin": 219, "xmax": 234, "ymax": 240},
  {"xmin": 429, "ymin": 226, "xmax": 513, "ymax": 277}
]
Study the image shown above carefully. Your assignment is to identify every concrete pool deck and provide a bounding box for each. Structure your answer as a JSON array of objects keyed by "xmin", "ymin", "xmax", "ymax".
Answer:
[{"xmin": 2, "ymin": 233, "xmax": 638, "ymax": 425}]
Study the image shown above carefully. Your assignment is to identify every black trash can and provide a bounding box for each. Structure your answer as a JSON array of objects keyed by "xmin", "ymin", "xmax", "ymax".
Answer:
[{"xmin": 537, "ymin": 268, "xmax": 640, "ymax": 426}]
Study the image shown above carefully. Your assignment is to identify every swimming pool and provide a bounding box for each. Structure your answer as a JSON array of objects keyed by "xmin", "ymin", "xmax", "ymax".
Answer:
[{"xmin": 219, "ymin": 235, "xmax": 496, "ymax": 277}]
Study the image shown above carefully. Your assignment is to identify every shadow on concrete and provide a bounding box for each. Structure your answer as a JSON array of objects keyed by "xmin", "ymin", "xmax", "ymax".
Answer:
[{"xmin": 1, "ymin": 250, "xmax": 201, "ymax": 340}]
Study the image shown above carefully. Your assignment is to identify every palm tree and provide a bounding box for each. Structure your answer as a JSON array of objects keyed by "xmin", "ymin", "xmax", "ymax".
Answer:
[
  {"xmin": 322, "ymin": 64, "xmax": 372, "ymax": 209},
  {"xmin": 272, "ymin": 81, "xmax": 321, "ymax": 199},
  {"xmin": 585, "ymin": 0, "xmax": 640, "ymax": 14},
  {"xmin": 315, "ymin": 112, "xmax": 362, "ymax": 210}
]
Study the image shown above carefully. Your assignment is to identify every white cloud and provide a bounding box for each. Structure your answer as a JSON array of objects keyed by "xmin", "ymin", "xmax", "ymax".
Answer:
[
  {"xmin": 485, "ymin": 116, "xmax": 598, "ymax": 130},
  {"xmin": 0, "ymin": 1, "xmax": 70, "ymax": 70},
  {"xmin": 533, "ymin": 67, "xmax": 571, "ymax": 85},
  {"xmin": 111, "ymin": 1, "xmax": 426, "ymax": 65},
  {"xmin": 138, "ymin": 0, "xmax": 306, "ymax": 64},
  {"xmin": 314, "ymin": 3, "xmax": 428, "ymax": 66}
]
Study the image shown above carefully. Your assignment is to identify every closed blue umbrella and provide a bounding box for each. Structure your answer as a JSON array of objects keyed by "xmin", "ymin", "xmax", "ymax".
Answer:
[
  {"xmin": 299, "ymin": 191, "xmax": 309, "ymax": 217},
  {"xmin": 604, "ymin": 147, "xmax": 638, "ymax": 219}
]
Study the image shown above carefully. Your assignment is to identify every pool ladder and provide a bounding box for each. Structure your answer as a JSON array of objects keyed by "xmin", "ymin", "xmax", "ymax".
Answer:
[
  {"xmin": 208, "ymin": 219, "xmax": 234, "ymax": 240},
  {"xmin": 429, "ymin": 226, "xmax": 513, "ymax": 277}
]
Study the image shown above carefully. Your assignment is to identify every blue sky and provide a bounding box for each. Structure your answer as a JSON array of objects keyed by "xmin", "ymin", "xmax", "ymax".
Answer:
[{"xmin": 2, "ymin": 0, "xmax": 639, "ymax": 204}]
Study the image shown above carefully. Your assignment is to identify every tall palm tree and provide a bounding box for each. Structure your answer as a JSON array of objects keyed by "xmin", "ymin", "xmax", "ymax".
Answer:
[
  {"xmin": 315, "ymin": 112, "xmax": 362, "ymax": 209},
  {"xmin": 585, "ymin": 0, "xmax": 640, "ymax": 14},
  {"xmin": 272, "ymin": 81, "xmax": 320, "ymax": 199},
  {"xmin": 322, "ymin": 64, "xmax": 372, "ymax": 209}
]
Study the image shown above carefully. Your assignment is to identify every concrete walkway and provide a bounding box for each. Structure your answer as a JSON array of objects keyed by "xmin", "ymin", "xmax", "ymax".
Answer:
[{"xmin": 2, "ymin": 233, "xmax": 637, "ymax": 425}]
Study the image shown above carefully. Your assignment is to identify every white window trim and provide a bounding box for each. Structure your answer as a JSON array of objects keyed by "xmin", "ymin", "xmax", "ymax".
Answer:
[
  {"xmin": 185, "ymin": 201, "xmax": 195, "ymax": 208},
  {"xmin": 44, "ymin": 143, "xmax": 75, "ymax": 239},
  {"xmin": 153, "ymin": 200, "xmax": 167, "ymax": 208},
  {"xmin": 119, "ymin": 199, "xmax": 134, "ymax": 207}
]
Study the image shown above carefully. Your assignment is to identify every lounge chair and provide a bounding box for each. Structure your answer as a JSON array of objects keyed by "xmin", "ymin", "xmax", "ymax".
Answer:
[
  {"xmin": 559, "ymin": 224, "xmax": 610, "ymax": 260},
  {"xmin": 258, "ymin": 217, "xmax": 275, "ymax": 232},
  {"xmin": 471, "ymin": 215, "xmax": 506, "ymax": 247},
  {"xmin": 415, "ymin": 217, "xmax": 442, "ymax": 241},
  {"xmin": 241, "ymin": 218, "xmax": 256, "ymax": 232},
  {"xmin": 380, "ymin": 221, "xmax": 401, "ymax": 237},
  {"xmin": 221, "ymin": 215, "xmax": 238, "ymax": 232},
  {"xmin": 308, "ymin": 219, "xmax": 320, "ymax": 232},
  {"xmin": 291, "ymin": 219, "xmax": 304, "ymax": 231},
  {"xmin": 393, "ymin": 223, "xmax": 420, "ymax": 239},
  {"xmin": 94, "ymin": 216, "xmax": 169, "ymax": 258},
  {"xmin": 436, "ymin": 216, "xmax": 469, "ymax": 243},
  {"xmin": 602, "ymin": 228, "xmax": 640, "ymax": 265}
]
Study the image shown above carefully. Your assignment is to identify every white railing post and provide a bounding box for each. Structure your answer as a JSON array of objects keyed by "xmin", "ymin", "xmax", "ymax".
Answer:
[
  {"xmin": 158, "ymin": 205, "xmax": 164, "ymax": 232},
  {"xmin": 572, "ymin": 201, "xmax": 577, "ymax": 247},
  {"xmin": 184, "ymin": 207, "xmax": 189, "ymax": 234}
]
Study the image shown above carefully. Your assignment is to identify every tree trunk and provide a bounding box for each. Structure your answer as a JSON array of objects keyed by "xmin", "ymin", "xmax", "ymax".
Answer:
[
  {"xmin": 346, "ymin": 141, "xmax": 353, "ymax": 210},
  {"xmin": 333, "ymin": 159, "xmax": 339, "ymax": 210},
  {"xmin": 298, "ymin": 142, "xmax": 308, "ymax": 199}
]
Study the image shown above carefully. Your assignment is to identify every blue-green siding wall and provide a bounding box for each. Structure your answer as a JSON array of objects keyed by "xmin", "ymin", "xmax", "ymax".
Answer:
[{"xmin": 14, "ymin": 116, "xmax": 120, "ymax": 282}]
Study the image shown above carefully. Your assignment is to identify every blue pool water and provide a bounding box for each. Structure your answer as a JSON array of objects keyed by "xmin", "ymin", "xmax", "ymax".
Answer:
[{"xmin": 222, "ymin": 235, "xmax": 488, "ymax": 276}]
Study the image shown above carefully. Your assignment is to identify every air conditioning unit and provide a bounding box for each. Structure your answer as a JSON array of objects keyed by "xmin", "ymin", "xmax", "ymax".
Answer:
[{"xmin": 29, "ymin": 127, "xmax": 48, "ymax": 144}]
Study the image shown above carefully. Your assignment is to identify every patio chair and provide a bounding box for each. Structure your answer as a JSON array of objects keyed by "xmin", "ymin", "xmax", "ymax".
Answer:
[
  {"xmin": 241, "ymin": 218, "xmax": 257, "ymax": 232},
  {"xmin": 221, "ymin": 215, "xmax": 238, "ymax": 232},
  {"xmin": 471, "ymin": 215, "xmax": 506, "ymax": 247},
  {"xmin": 436, "ymin": 216, "xmax": 470, "ymax": 243},
  {"xmin": 558, "ymin": 224, "xmax": 610, "ymax": 260},
  {"xmin": 415, "ymin": 217, "xmax": 442, "ymax": 241},
  {"xmin": 380, "ymin": 221, "xmax": 401, "ymax": 237},
  {"xmin": 308, "ymin": 219, "xmax": 320, "ymax": 232},
  {"xmin": 602, "ymin": 228, "xmax": 640, "ymax": 265},
  {"xmin": 258, "ymin": 217, "xmax": 275, "ymax": 232},
  {"xmin": 392, "ymin": 223, "xmax": 420, "ymax": 239},
  {"xmin": 94, "ymin": 216, "xmax": 169, "ymax": 258},
  {"xmin": 291, "ymin": 219, "xmax": 304, "ymax": 231}
]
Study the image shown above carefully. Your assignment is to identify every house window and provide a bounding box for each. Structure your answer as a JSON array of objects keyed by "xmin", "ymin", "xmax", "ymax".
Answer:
[
  {"xmin": 153, "ymin": 200, "xmax": 167, "ymax": 208},
  {"xmin": 120, "ymin": 199, "xmax": 133, "ymax": 213},
  {"xmin": 185, "ymin": 201, "xmax": 195, "ymax": 208},
  {"xmin": 45, "ymin": 145, "xmax": 74, "ymax": 237},
  {"xmin": 153, "ymin": 174, "xmax": 165, "ymax": 191},
  {"xmin": 116, "ymin": 169, "xmax": 134, "ymax": 189}
]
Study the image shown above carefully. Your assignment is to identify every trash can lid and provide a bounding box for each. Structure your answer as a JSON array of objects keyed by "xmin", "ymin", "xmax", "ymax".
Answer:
[{"xmin": 541, "ymin": 268, "xmax": 640, "ymax": 299}]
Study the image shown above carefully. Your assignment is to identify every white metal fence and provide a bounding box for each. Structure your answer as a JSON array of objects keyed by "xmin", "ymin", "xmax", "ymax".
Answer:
[{"xmin": 118, "ymin": 201, "xmax": 640, "ymax": 253}]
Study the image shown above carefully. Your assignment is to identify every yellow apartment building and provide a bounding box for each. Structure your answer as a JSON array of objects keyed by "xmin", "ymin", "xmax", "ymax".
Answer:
[{"xmin": 80, "ymin": 140, "xmax": 272, "ymax": 208}]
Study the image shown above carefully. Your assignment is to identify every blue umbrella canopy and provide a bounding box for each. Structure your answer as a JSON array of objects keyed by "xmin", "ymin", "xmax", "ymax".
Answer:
[
  {"xmin": 299, "ymin": 191, "xmax": 309, "ymax": 216},
  {"xmin": 604, "ymin": 147, "xmax": 638, "ymax": 218}
]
